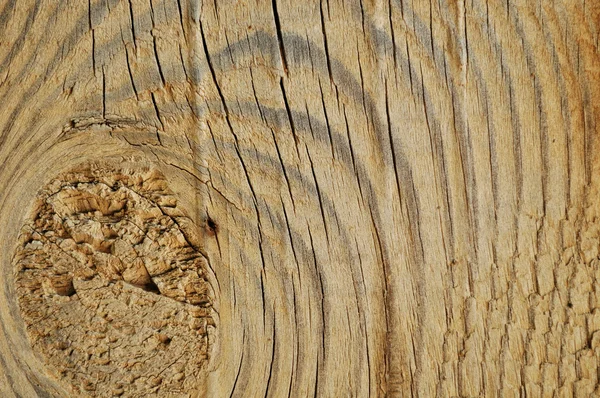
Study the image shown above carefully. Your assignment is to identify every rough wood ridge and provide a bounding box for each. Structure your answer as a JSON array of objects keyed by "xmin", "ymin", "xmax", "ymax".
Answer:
[{"xmin": 0, "ymin": 0, "xmax": 599, "ymax": 397}]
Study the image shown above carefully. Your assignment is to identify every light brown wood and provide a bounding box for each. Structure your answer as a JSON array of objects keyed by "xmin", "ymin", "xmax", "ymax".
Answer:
[{"xmin": 1, "ymin": 0, "xmax": 600, "ymax": 397}]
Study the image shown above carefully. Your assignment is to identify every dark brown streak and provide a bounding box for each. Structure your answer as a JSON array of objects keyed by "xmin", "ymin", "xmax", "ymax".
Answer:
[
  {"xmin": 279, "ymin": 78, "xmax": 301, "ymax": 159},
  {"xmin": 228, "ymin": 330, "xmax": 246, "ymax": 398},
  {"xmin": 264, "ymin": 310, "xmax": 277, "ymax": 398},
  {"xmin": 150, "ymin": 0, "xmax": 166, "ymax": 86},
  {"xmin": 319, "ymin": 1, "xmax": 334, "ymax": 83},
  {"xmin": 271, "ymin": 128, "xmax": 296, "ymax": 212},
  {"xmin": 150, "ymin": 92, "xmax": 165, "ymax": 139},
  {"xmin": 306, "ymin": 144, "xmax": 331, "ymax": 249},
  {"xmin": 271, "ymin": 0, "xmax": 288, "ymax": 74},
  {"xmin": 127, "ymin": 0, "xmax": 137, "ymax": 48}
]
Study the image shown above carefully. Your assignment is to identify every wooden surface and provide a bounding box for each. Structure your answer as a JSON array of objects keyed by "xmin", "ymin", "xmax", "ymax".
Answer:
[{"xmin": 1, "ymin": 0, "xmax": 600, "ymax": 397}]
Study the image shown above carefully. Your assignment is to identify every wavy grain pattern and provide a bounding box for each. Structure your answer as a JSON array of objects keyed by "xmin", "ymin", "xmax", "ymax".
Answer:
[{"xmin": 0, "ymin": 0, "xmax": 599, "ymax": 397}]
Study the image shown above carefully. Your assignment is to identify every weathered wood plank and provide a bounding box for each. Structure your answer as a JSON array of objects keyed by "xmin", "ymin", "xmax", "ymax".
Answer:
[{"xmin": 0, "ymin": 0, "xmax": 599, "ymax": 397}]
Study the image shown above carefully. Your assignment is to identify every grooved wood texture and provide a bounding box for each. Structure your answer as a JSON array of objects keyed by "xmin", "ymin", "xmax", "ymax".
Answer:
[{"xmin": 0, "ymin": 0, "xmax": 599, "ymax": 397}]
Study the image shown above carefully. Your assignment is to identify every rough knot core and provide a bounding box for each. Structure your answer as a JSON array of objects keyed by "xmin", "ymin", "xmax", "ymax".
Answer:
[{"xmin": 14, "ymin": 166, "xmax": 215, "ymax": 397}]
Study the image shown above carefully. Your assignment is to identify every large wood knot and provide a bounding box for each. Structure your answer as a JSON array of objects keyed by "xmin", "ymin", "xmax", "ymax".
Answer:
[{"xmin": 13, "ymin": 165, "xmax": 216, "ymax": 397}]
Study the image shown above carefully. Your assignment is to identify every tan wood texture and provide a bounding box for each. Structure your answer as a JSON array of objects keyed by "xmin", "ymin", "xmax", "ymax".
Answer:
[{"xmin": 1, "ymin": 0, "xmax": 600, "ymax": 397}]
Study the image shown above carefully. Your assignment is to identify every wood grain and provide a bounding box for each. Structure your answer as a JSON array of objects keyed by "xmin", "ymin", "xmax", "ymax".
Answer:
[{"xmin": 0, "ymin": 0, "xmax": 599, "ymax": 397}]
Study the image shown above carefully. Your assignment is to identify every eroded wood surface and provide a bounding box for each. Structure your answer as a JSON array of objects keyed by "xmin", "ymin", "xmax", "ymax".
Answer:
[{"xmin": 1, "ymin": 0, "xmax": 600, "ymax": 397}]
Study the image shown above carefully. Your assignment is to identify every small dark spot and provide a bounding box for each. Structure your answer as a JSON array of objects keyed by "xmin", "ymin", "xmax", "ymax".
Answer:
[
  {"xmin": 207, "ymin": 217, "xmax": 218, "ymax": 235},
  {"xmin": 141, "ymin": 279, "xmax": 161, "ymax": 294},
  {"xmin": 54, "ymin": 278, "xmax": 76, "ymax": 297},
  {"xmin": 56, "ymin": 341, "xmax": 70, "ymax": 350},
  {"xmin": 157, "ymin": 334, "xmax": 171, "ymax": 345},
  {"xmin": 567, "ymin": 302, "xmax": 573, "ymax": 308}
]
